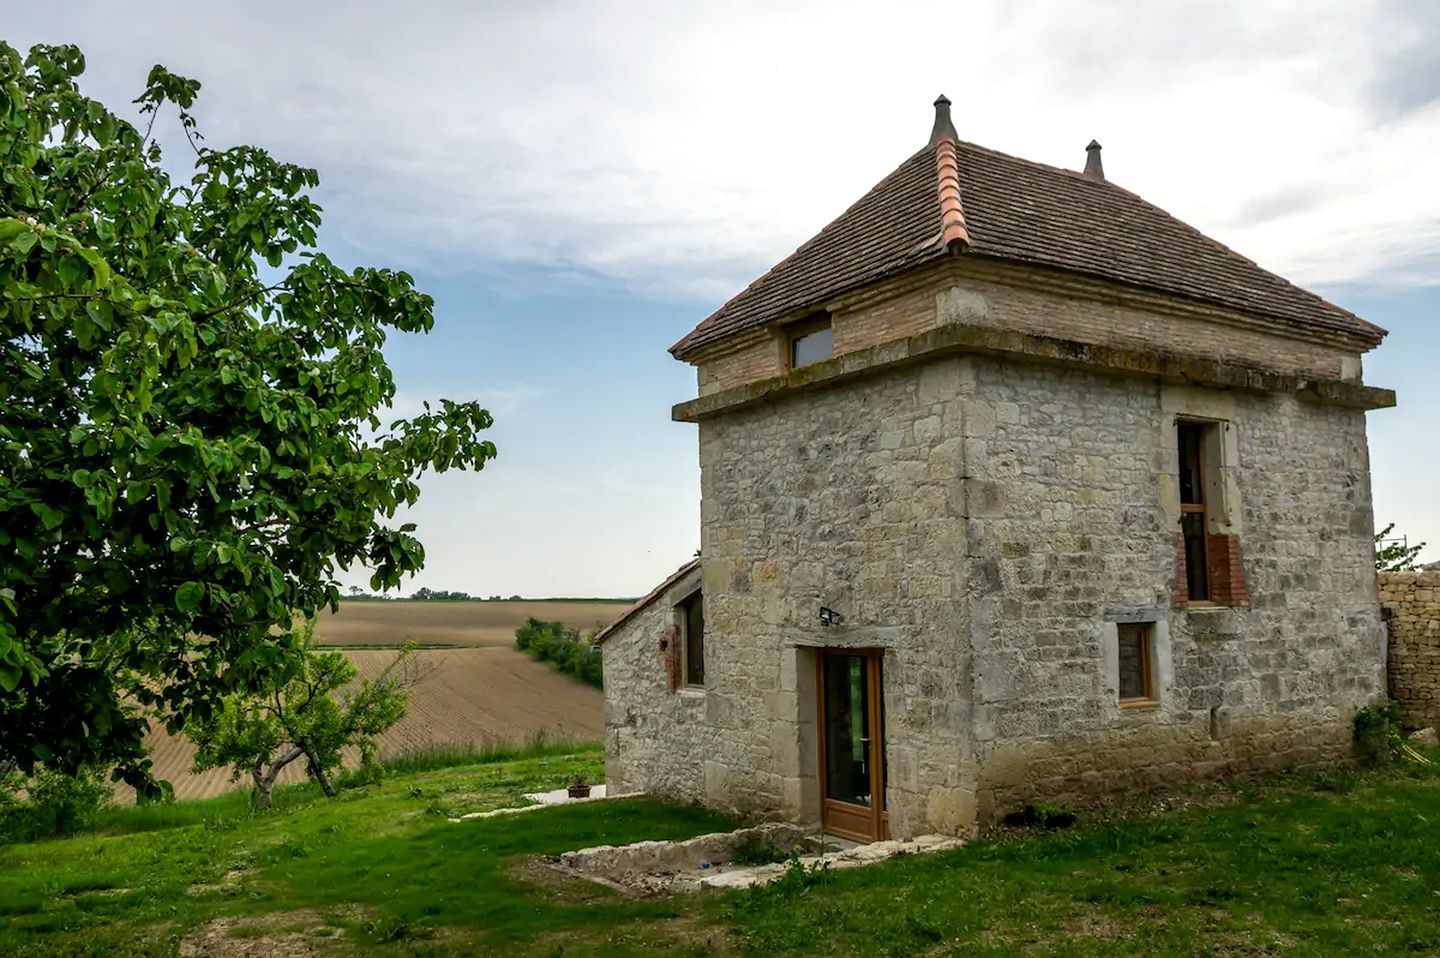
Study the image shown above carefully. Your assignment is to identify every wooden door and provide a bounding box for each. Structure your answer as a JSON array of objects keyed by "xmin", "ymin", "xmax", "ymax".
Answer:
[{"xmin": 818, "ymin": 649, "xmax": 888, "ymax": 842}]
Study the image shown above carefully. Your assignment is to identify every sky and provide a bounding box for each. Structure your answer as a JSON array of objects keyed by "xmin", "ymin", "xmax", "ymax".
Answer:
[{"xmin": 9, "ymin": 0, "xmax": 1438, "ymax": 596}]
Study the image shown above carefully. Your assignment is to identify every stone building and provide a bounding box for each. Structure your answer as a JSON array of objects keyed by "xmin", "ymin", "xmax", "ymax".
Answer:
[
  {"xmin": 1379, "ymin": 571, "xmax": 1440, "ymax": 731},
  {"xmin": 599, "ymin": 96, "xmax": 1395, "ymax": 841}
]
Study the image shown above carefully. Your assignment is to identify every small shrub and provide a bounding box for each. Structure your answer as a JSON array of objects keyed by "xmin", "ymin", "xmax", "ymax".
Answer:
[
  {"xmin": 1354, "ymin": 700, "xmax": 1406, "ymax": 765},
  {"xmin": 0, "ymin": 765, "xmax": 112, "ymax": 843},
  {"xmin": 364, "ymin": 915, "xmax": 434, "ymax": 944},
  {"xmin": 514, "ymin": 619, "xmax": 602, "ymax": 688},
  {"xmin": 765, "ymin": 852, "xmax": 831, "ymax": 897}
]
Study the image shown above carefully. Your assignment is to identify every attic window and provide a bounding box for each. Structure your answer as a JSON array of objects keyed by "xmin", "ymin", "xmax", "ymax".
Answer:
[{"xmin": 787, "ymin": 315, "xmax": 833, "ymax": 369}]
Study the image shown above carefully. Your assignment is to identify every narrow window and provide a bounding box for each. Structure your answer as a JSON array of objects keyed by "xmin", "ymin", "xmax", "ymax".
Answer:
[
  {"xmin": 788, "ymin": 316, "xmax": 833, "ymax": 369},
  {"xmin": 1177, "ymin": 421, "xmax": 1211, "ymax": 601},
  {"xmin": 680, "ymin": 591, "xmax": 704, "ymax": 687},
  {"xmin": 1117, "ymin": 623, "xmax": 1156, "ymax": 706}
]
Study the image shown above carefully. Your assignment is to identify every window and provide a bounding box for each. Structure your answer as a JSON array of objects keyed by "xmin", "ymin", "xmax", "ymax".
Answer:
[
  {"xmin": 1117, "ymin": 623, "xmax": 1156, "ymax": 706},
  {"xmin": 787, "ymin": 316, "xmax": 833, "ymax": 369},
  {"xmin": 1177, "ymin": 420, "xmax": 1211, "ymax": 601},
  {"xmin": 679, "ymin": 591, "xmax": 704, "ymax": 687}
]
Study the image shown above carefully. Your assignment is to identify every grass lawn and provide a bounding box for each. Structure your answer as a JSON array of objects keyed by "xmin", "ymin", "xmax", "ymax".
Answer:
[{"xmin": 2, "ymin": 750, "xmax": 1438, "ymax": 956}]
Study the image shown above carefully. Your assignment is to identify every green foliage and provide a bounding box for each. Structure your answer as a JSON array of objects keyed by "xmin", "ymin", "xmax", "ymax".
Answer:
[
  {"xmin": 761, "ymin": 852, "xmax": 833, "ymax": 898},
  {"xmin": 1352, "ymin": 698, "xmax": 1429, "ymax": 767},
  {"xmin": 0, "ymin": 42, "xmax": 496, "ymax": 795},
  {"xmin": 185, "ymin": 623, "xmax": 414, "ymax": 808},
  {"xmin": 1376, "ymin": 522, "xmax": 1426, "ymax": 571},
  {"xmin": 514, "ymin": 618, "xmax": 602, "ymax": 688},
  {"xmin": 0, "ymin": 764, "xmax": 112, "ymax": 843}
]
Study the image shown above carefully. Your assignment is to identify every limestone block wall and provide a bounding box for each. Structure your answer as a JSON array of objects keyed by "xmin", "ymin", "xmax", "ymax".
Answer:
[
  {"xmin": 601, "ymin": 565, "xmax": 716, "ymax": 800},
  {"xmin": 697, "ymin": 359, "xmax": 975, "ymax": 837},
  {"xmin": 1380, "ymin": 572, "xmax": 1440, "ymax": 729},
  {"xmin": 970, "ymin": 357, "xmax": 1385, "ymax": 816}
]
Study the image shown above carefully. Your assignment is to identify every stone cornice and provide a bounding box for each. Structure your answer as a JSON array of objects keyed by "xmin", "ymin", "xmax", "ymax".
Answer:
[{"xmin": 671, "ymin": 323, "xmax": 1396, "ymax": 423}]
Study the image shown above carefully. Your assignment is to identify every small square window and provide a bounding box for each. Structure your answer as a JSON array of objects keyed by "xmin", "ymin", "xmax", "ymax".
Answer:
[
  {"xmin": 788, "ymin": 317, "xmax": 833, "ymax": 368},
  {"xmin": 1117, "ymin": 623, "xmax": 1156, "ymax": 706}
]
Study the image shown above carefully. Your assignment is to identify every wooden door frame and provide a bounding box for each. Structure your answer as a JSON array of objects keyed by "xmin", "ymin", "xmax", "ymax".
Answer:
[{"xmin": 816, "ymin": 648, "xmax": 888, "ymax": 842}]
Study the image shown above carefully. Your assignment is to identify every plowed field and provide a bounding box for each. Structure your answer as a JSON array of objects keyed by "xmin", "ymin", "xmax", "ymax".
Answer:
[
  {"xmin": 313, "ymin": 599, "xmax": 631, "ymax": 647},
  {"xmin": 128, "ymin": 647, "xmax": 604, "ymax": 801}
]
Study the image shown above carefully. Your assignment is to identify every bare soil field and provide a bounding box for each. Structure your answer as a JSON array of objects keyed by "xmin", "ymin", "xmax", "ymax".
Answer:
[
  {"xmin": 312, "ymin": 599, "xmax": 631, "ymax": 647},
  {"xmin": 129, "ymin": 647, "xmax": 603, "ymax": 801}
]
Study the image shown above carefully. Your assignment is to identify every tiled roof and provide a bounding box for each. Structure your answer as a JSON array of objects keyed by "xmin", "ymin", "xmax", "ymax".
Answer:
[
  {"xmin": 593, "ymin": 558, "xmax": 700, "ymax": 645},
  {"xmin": 671, "ymin": 113, "xmax": 1384, "ymax": 359}
]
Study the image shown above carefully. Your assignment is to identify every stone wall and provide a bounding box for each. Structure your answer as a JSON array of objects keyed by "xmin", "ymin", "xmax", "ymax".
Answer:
[
  {"xmin": 697, "ymin": 359, "xmax": 975, "ymax": 836},
  {"xmin": 1380, "ymin": 571, "xmax": 1440, "ymax": 729},
  {"xmin": 601, "ymin": 564, "xmax": 716, "ymax": 800},
  {"xmin": 968, "ymin": 357, "xmax": 1385, "ymax": 816}
]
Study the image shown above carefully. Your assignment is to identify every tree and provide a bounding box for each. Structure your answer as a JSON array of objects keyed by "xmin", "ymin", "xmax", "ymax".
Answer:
[
  {"xmin": 0, "ymin": 43, "xmax": 496, "ymax": 796},
  {"xmin": 186, "ymin": 626, "xmax": 419, "ymax": 809},
  {"xmin": 1376, "ymin": 523, "xmax": 1426, "ymax": 572}
]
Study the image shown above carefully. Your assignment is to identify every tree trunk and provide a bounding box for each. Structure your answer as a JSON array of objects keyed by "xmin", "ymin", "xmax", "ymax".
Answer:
[
  {"xmin": 254, "ymin": 747, "xmax": 304, "ymax": 810},
  {"xmin": 304, "ymin": 748, "xmax": 336, "ymax": 798}
]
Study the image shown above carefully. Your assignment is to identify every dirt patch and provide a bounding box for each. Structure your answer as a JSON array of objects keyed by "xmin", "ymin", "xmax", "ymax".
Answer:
[
  {"xmin": 119, "ymin": 647, "xmax": 602, "ymax": 802},
  {"xmin": 187, "ymin": 869, "xmax": 245, "ymax": 896},
  {"xmin": 179, "ymin": 908, "xmax": 362, "ymax": 957},
  {"xmin": 314, "ymin": 600, "xmax": 631, "ymax": 648}
]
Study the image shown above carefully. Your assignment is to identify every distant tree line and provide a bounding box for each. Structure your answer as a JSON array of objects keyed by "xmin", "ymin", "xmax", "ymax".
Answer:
[
  {"xmin": 342, "ymin": 586, "xmax": 633, "ymax": 602},
  {"xmin": 514, "ymin": 618, "xmax": 602, "ymax": 688}
]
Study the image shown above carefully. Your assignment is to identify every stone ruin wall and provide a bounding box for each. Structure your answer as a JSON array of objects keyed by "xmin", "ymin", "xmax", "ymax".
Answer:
[{"xmin": 1380, "ymin": 571, "xmax": 1440, "ymax": 730}]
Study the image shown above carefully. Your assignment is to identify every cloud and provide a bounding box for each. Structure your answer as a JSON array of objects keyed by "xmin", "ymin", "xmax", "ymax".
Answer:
[
  {"xmin": 1368, "ymin": 0, "xmax": 1440, "ymax": 117},
  {"xmin": 12, "ymin": 0, "xmax": 1440, "ymax": 301}
]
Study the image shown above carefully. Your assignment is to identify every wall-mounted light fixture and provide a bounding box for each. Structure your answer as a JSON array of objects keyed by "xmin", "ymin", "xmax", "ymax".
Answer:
[{"xmin": 819, "ymin": 606, "xmax": 843, "ymax": 628}]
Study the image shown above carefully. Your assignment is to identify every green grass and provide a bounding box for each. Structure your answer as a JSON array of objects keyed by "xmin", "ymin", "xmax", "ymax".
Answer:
[
  {"xmin": 713, "ymin": 762, "xmax": 1440, "ymax": 957},
  {"xmin": 363, "ymin": 736, "xmax": 600, "ymax": 777},
  {"xmin": 3, "ymin": 752, "xmax": 1438, "ymax": 956}
]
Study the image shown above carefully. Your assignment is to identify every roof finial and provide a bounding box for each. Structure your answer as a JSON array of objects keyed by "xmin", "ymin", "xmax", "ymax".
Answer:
[
  {"xmin": 930, "ymin": 94, "xmax": 958, "ymax": 145},
  {"xmin": 1083, "ymin": 139, "xmax": 1105, "ymax": 181}
]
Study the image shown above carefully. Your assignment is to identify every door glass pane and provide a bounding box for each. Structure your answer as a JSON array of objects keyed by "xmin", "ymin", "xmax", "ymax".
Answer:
[{"xmin": 823, "ymin": 654, "xmax": 871, "ymax": 807}]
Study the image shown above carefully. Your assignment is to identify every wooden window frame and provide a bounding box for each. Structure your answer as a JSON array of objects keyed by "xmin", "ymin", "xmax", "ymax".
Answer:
[
  {"xmin": 1177, "ymin": 418, "xmax": 1213, "ymax": 605},
  {"xmin": 784, "ymin": 314, "xmax": 834, "ymax": 370},
  {"xmin": 1117, "ymin": 622, "xmax": 1158, "ymax": 709},
  {"xmin": 677, "ymin": 590, "xmax": 705, "ymax": 690}
]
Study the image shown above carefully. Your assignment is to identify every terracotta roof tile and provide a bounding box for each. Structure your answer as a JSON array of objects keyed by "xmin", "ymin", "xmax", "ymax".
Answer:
[{"xmin": 671, "ymin": 130, "xmax": 1384, "ymax": 359}]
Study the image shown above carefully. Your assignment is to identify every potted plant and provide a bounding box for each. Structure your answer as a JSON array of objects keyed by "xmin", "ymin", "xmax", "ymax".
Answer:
[{"xmin": 567, "ymin": 775, "xmax": 591, "ymax": 799}]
